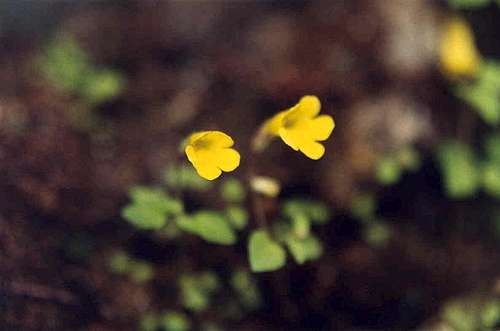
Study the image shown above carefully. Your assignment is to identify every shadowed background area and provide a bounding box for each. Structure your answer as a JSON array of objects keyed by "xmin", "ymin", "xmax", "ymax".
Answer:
[{"xmin": 1, "ymin": 1, "xmax": 500, "ymax": 330}]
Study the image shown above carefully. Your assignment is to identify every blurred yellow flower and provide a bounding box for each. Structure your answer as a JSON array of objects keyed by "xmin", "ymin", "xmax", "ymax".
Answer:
[
  {"xmin": 264, "ymin": 96, "xmax": 335, "ymax": 160},
  {"xmin": 439, "ymin": 16, "xmax": 481, "ymax": 79},
  {"xmin": 185, "ymin": 131, "xmax": 240, "ymax": 180}
]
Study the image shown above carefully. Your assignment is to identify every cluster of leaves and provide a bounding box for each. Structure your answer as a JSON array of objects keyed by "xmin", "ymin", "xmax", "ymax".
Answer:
[
  {"xmin": 420, "ymin": 296, "xmax": 500, "ymax": 331},
  {"xmin": 122, "ymin": 163, "xmax": 332, "ymax": 273},
  {"xmin": 456, "ymin": 61, "xmax": 500, "ymax": 126},
  {"xmin": 122, "ymin": 165, "xmax": 247, "ymax": 246},
  {"xmin": 376, "ymin": 146, "xmax": 422, "ymax": 186},
  {"xmin": 39, "ymin": 34, "xmax": 125, "ymax": 106},
  {"xmin": 248, "ymin": 199, "xmax": 330, "ymax": 272},
  {"xmin": 138, "ymin": 269, "xmax": 261, "ymax": 331},
  {"xmin": 437, "ymin": 135, "xmax": 500, "ymax": 199}
]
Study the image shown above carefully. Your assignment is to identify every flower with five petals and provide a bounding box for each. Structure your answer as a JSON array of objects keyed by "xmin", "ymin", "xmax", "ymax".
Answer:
[
  {"xmin": 263, "ymin": 95, "xmax": 335, "ymax": 160},
  {"xmin": 185, "ymin": 131, "xmax": 241, "ymax": 180}
]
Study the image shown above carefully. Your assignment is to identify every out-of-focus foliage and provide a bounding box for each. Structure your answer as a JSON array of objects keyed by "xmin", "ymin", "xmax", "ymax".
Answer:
[
  {"xmin": 248, "ymin": 230, "xmax": 287, "ymax": 272},
  {"xmin": 437, "ymin": 136, "xmax": 500, "ymax": 199},
  {"xmin": 421, "ymin": 297, "xmax": 500, "ymax": 331},
  {"xmin": 177, "ymin": 211, "xmax": 236, "ymax": 245},
  {"xmin": 179, "ymin": 272, "xmax": 220, "ymax": 312},
  {"xmin": 122, "ymin": 162, "xmax": 331, "ymax": 272},
  {"xmin": 376, "ymin": 147, "xmax": 421, "ymax": 186},
  {"xmin": 438, "ymin": 141, "xmax": 480, "ymax": 199},
  {"xmin": 230, "ymin": 270, "xmax": 261, "ymax": 309},
  {"xmin": 122, "ymin": 186, "xmax": 183, "ymax": 230},
  {"xmin": 108, "ymin": 251, "xmax": 154, "ymax": 283},
  {"xmin": 456, "ymin": 61, "xmax": 500, "ymax": 125},
  {"xmin": 39, "ymin": 34, "xmax": 125, "ymax": 105},
  {"xmin": 220, "ymin": 178, "xmax": 246, "ymax": 203}
]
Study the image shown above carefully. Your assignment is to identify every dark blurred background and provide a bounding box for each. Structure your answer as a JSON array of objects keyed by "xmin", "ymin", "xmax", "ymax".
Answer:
[{"xmin": 1, "ymin": 1, "xmax": 500, "ymax": 330}]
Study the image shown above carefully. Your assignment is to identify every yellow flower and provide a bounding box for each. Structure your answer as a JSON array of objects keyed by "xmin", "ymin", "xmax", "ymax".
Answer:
[
  {"xmin": 185, "ymin": 131, "xmax": 240, "ymax": 180},
  {"xmin": 263, "ymin": 95, "xmax": 335, "ymax": 160},
  {"xmin": 439, "ymin": 16, "xmax": 481, "ymax": 79}
]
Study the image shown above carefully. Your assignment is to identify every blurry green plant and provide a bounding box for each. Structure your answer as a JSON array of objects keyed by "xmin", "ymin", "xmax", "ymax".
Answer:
[
  {"xmin": 230, "ymin": 269, "xmax": 261, "ymax": 309},
  {"xmin": 438, "ymin": 141, "xmax": 480, "ymax": 199},
  {"xmin": 439, "ymin": 297, "xmax": 500, "ymax": 331},
  {"xmin": 456, "ymin": 61, "xmax": 500, "ymax": 126},
  {"xmin": 437, "ymin": 135, "xmax": 500, "ymax": 200},
  {"xmin": 179, "ymin": 272, "xmax": 220, "ymax": 312},
  {"xmin": 108, "ymin": 251, "xmax": 154, "ymax": 283},
  {"xmin": 122, "ymin": 163, "xmax": 332, "ymax": 273},
  {"xmin": 39, "ymin": 34, "xmax": 125, "ymax": 105},
  {"xmin": 376, "ymin": 147, "xmax": 422, "ymax": 186}
]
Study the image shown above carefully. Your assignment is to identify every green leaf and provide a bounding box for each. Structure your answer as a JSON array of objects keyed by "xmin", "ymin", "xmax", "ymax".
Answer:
[
  {"xmin": 122, "ymin": 186, "xmax": 183, "ymax": 230},
  {"xmin": 286, "ymin": 235, "xmax": 323, "ymax": 265},
  {"xmin": 482, "ymin": 162, "xmax": 500, "ymax": 198},
  {"xmin": 437, "ymin": 141, "xmax": 480, "ymax": 199},
  {"xmin": 39, "ymin": 35, "xmax": 91, "ymax": 93},
  {"xmin": 447, "ymin": 0, "xmax": 490, "ymax": 9},
  {"xmin": 443, "ymin": 299, "xmax": 481, "ymax": 331},
  {"xmin": 220, "ymin": 178, "xmax": 246, "ymax": 203},
  {"xmin": 282, "ymin": 199, "xmax": 330, "ymax": 225},
  {"xmin": 179, "ymin": 273, "xmax": 219, "ymax": 312},
  {"xmin": 230, "ymin": 270, "xmax": 261, "ymax": 309},
  {"xmin": 291, "ymin": 215, "xmax": 310, "ymax": 239},
  {"xmin": 177, "ymin": 211, "xmax": 236, "ymax": 245},
  {"xmin": 225, "ymin": 206, "xmax": 249, "ymax": 230},
  {"xmin": 484, "ymin": 134, "xmax": 500, "ymax": 162},
  {"xmin": 81, "ymin": 69, "xmax": 125, "ymax": 105},
  {"xmin": 456, "ymin": 84, "xmax": 500, "ymax": 126},
  {"xmin": 108, "ymin": 251, "xmax": 131, "ymax": 274},
  {"xmin": 160, "ymin": 311, "xmax": 191, "ymax": 331},
  {"xmin": 481, "ymin": 300, "xmax": 500, "ymax": 328},
  {"xmin": 376, "ymin": 156, "xmax": 402, "ymax": 186},
  {"xmin": 248, "ymin": 230, "xmax": 286, "ymax": 272},
  {"xmin": 122, "ymin": 204, "xmax": 168, "ymax": 230}
]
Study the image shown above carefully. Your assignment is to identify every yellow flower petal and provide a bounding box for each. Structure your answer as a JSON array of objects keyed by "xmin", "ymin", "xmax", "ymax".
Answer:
[
  {"xmin": 195, "ymin": 163, "xmax": 222, "ymax": 180},
  {"xmin": 185, "ymin": 145, "xmax": 197, "ymax": 164},
  {"xmin": 298, "ymin": 95, "xmax": 321, "ymax": 118},
  {"xmin": 263, "ymin": 110, "xmax": 288, "ymax": 136},
  {"xmin": 216, "ymin": 148, "xmax": 240, "ymax": 172},
  {"xmin": 309, "ymin": 115, "xmax": 335, "ymax": 141},
  {"xmin": 299, "ymin": 140, "xmax": 325, "ymax": 160},
  {"xmin": 279, "ymin": 128, "xmax": 300, "ymax": 151},
  {"xmin": 184, "ymin": 130, "xmax": 240, "ymax": 180},
  {"xmin": 202, "ymin": 131, "xmax": 234, "ymax": 148}
]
